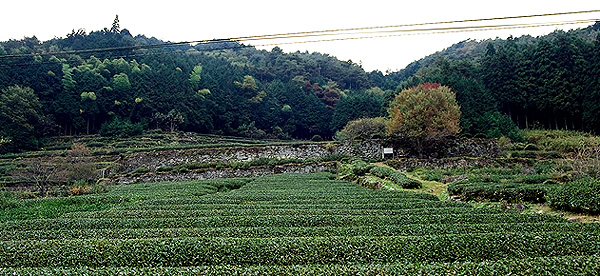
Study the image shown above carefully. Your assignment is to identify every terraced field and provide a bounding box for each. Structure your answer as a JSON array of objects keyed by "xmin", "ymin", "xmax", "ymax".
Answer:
[{"xmin": 1, "ymin": 173, "xmax": 599, "ymax": 275}]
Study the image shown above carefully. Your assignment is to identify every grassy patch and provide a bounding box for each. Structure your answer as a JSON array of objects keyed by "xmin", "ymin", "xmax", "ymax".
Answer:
[{"xmin": 0, "ymin": 196, "xmax": 112, "ymax": 221}]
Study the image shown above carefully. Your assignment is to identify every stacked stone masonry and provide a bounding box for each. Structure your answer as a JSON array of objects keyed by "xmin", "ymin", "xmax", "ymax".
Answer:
[{"xmin": 119, "ymin": 139, "xmax": 499, "ymax": 174}]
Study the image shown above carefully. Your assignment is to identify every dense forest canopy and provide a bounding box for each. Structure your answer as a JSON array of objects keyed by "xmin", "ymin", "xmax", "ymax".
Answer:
[{"xmin": 1, "ymin": 18, "xmax": 599, "ymax": 152}]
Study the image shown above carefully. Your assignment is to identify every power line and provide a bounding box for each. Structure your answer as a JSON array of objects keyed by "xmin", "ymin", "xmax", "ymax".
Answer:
[
  {"xmin": 1, "ymin": 18, "xmax": 597, "ymax": 69},
  {"xmin": 0, "ymin": 9, "xmax": 598, "ymax": 66},
  {"xmin": 228, "ymin": 9, "xmax": 600, "ymax": 42},
  {"xmin": 250, "ymin": 19, "xmax": 599, "ymax": 47},
  {"xmin": 1, "ymin": 10, "xmax": 598, "ymax": 60},
  {"xmin": 245, "ymin": 19, "xmax": 599, "ymax": 45}
]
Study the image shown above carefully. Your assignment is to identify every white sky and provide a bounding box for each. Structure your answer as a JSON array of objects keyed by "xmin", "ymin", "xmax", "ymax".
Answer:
[{"xmin": 2, "ymin": 1, "xmax": 599, "ymax": 72}]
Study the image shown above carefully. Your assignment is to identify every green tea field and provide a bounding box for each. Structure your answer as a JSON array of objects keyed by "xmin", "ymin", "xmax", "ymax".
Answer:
[{"xmin": 1, "ymin": 172, "xmax": 599, "ymax": 275}]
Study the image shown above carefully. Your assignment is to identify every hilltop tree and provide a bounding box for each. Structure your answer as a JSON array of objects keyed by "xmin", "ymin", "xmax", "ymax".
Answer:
[{"xmin": 110, "ymin": 15, "xmax": 120, "ymax": 33}]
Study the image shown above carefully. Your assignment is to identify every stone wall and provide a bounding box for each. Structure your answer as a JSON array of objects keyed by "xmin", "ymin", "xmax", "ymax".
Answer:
[
  {"xmin": 334, "ymin": 140, "xmax": 384, "ymax": 160},
  {"xmin": 118, "ymin": 141, "xmax": 383, "ymax": 173},
  {"xmin": 114, "ymin": 138, "xmax": 501, "ymax": 183},
  {"xmin": 115, "ymin": 162, "xmax": 338, "ymax": 184},
  {"xmin": 385, "ymin": 157, "xmax": 533, "ymax": 172},
  {"xmin": 385, "ymin": 158, "xmax": 496, "ymax": 172},
  {"xmin": 444, "ymin": 138, "xmax": 502, "ymax": 158}
]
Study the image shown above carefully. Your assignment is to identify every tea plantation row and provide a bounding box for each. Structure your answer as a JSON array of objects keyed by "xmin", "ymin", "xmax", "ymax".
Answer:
[
  {"xmin": 1, "ymin": 173, "xmax": 599, "ymax": 275},
  {"xmin": 445, "ymin": 168, "xmax": 600, "ymax": 213}
]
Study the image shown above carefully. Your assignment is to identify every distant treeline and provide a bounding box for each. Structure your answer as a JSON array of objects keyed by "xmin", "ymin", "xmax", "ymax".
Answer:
[
  {"xmin": 398, "ymin": 22, "xmax": 600, "ymax": 135},
  {"xmin": 0, "ymin": 20, "xmax": 599, "ymax": 152}
]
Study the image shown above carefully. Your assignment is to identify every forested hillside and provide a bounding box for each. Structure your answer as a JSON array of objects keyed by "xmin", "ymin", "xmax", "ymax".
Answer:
[
  {"xmin": 394, "ymin": 22, "xmax": 600, "ymax": 136},
  {"xmin": 1, "ymin": 19, "xmax": 599, "ymax": 153}
]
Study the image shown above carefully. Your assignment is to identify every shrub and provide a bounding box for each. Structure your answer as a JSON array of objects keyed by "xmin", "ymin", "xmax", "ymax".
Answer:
[
  {"xmin": 68, "ymin": 180, "xmax": 107, "ymax": 196},
  {"xmin": 335, "ymin": 117, "xmax": 387, "ymax": 141},
  {"xmin": 473, "ymin": 112, "xmax": 524, "ymax": 142},
  {"xmin": 99, "ymin": 117, "xmax": 143, "ymax": 137},
  {"xmin": 231, "ymin": 161, "xmax": 251, "ymax": 170},
  {"xmin": 351, "ymin": 160, "xmax": 375, "ymax": 176},
  {"xmin": 387, "ymin": 83, "xmax": 461, "ymax": 141},
  {"xmin": 156, "ymin": 166, "xmax": 173, "ymax": 172},
  {"xmin": 520, "ymin": 174, "xmax": 549, "ymax": 184},
  {"xmin": 546, "ymin": 178, "xmax": 600, "ymax": 214},
  {"xmin": 523, "ymin": 129, "xmax": 600, "ymax": 153},
  {"xmin": 310, "ymin": 135, "xmax": 323, "ymax": 142},
  {"xmin": 0, "ymin": 191, "xmax": 19, "ymax": 210},
  {"xmin": 86, "ymin": 141, "xmax": 106, "ymax": 148},
  {"xmin": 369, "ymin": 166, "xmax": 422, "ymax": 189},
  {"xmin": 129, "ymin": 167, "xmax": 149, "ymax": 176},
  {"xmin": 448, "ymin": 182, "xmax": 548, "ymax": 203}
]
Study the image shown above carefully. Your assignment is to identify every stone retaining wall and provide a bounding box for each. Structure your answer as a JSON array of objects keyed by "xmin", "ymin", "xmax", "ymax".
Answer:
[
  {"xmin": 115, "ymin": 162, "xmax": 337, "ymax": 184},
  {"xmin": 118, "ymin": 141, "xmax": 383, "ymax": 173},
  {"xmin": 114, "ymin": 138, "xmax": 501, "ymax": 183},
  {"xmin": 386, "ymin": 157, "xmax": 534, "ymax": 172}
]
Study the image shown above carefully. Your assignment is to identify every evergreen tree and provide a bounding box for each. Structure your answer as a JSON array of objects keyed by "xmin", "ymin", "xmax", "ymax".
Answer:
[
  {"xmin": 0, "ymin": 85, "xmax": 42, "ymax": 152},
  {"xmin": 110, "ymin": 15, "xmax": 120, "ymax": 33}
]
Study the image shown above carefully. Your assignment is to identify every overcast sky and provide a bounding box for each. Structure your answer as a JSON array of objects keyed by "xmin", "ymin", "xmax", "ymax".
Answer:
[{"xmin": 2, "ymin": 1, "xmax": 599, "ymax": 72}]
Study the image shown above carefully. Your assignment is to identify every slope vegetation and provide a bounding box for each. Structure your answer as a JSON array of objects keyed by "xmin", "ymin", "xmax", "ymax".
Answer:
[{"xmin": 1, "ymin": 173, "xmax": 598, "ymax": 275}]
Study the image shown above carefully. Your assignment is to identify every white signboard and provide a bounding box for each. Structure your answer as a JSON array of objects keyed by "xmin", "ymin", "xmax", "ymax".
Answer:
[{"xmin": 383, "ymin": 148, "xmax": 394, "ymax": 154}]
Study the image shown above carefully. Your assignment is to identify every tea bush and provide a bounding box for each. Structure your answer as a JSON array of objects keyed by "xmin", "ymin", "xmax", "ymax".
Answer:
[
  {"xmin": 546, "ymin": 178, "xmax": 600, "ymax": 214},
  {"xmin": 0, "ymin": 191, "xmax": 19, "ymax": 210},
  {"xmin": 369, "ymin": 166, "xmax": 422, "ymax": 189},
  {"xmin": 448, "ymin": 182, "xmax": 548, "ymax": 203},
  {"xmin": 0, "ymin": 173, "xmax": 598, "ymax": 273}
]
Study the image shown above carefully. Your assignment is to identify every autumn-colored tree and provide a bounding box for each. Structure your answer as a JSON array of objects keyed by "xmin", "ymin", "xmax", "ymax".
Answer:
[
  {"xmin": 309, "ymin": 81, "xmax": 343, "ymax": 110},
  {"xmin": 387, "ymin": 83, "xmax": 461, "ymax": 155}
]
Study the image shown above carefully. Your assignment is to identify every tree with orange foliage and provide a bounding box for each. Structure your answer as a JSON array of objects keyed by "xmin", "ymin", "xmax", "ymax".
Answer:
[{"xmin": 387, "ymin": 83, "xmax": 461, "ymax": 156}]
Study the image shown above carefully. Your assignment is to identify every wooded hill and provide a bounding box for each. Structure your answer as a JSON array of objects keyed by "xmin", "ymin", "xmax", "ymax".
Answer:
[{"xmin": 1, "ymin": 19, "xmax": 599, "ymax": 152}]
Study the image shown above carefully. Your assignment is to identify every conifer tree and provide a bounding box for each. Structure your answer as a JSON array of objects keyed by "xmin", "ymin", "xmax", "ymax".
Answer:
[{"xmin": 110, "ymin": 15, "xmax": 120, "ymax": 33}]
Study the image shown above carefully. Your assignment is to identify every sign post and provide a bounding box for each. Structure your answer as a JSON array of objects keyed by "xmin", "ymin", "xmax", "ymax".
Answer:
[{"xmin": 383, "ymin": 147, "xmax": 393, "ymax": 159}]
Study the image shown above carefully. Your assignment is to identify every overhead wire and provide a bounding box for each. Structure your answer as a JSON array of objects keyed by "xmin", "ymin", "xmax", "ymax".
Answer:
[
  {"xmin": 227, "ymin": 9, "xmax": 600, "ymax": 42},
  {"xmin": 0, "ymin": 9, "xmax": 599, "ymax": 68},
  {"xmin": 250, "ymin": 19, "xmax": 600, "ymax": 47}
]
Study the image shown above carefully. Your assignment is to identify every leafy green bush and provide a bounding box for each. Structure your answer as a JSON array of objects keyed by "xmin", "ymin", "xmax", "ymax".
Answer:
[
  {"xmin": 86, "ymin": 141, "xmax": 107, "ymax": 148},
  {"xmin": 339, "ymin": 159, "xmax": 374, "ymax": 177},
  {"xmin": 519, "ymin": 174, "xmax": 549, "ymax": 184},
  {"xmin": 369, "ymin": 166, "xmax": 422, "ymax": 189},
  {"xmin": 448, "ymin": 182, "xmax": 548, "ymax": 203},
  {"xmin": 1, "ymin": 232, "xmax": 598, "ymax": 267},
  {"xmin": 351, "ymin": 160, "xmax": 375, "ymax": 176},
  {"xmin": 99, "ymin": 117, "xmax": 143, "ymax": 137},
  {"xmin": 128, "ymin": 167, "xmax": 149, "ymax": 176},
  {"xmin": 507, "ymin": 151, "xmax": 562, "ymax": 159},
  {"xmin": 476, "ymin": 111, "xmax": 524, "ymax": 142},
  {"xmin": 335, "ymin": 117, "xmax": 387, "ymax": 141},
  {"xmin": 155, "ymin": 166, "xmax": 173, "ymax": 172},
  {"xmin": 546, "ymin": 178, "xmax": 600, "ymax": 214},
  {"xmin": 2, "ymin": 255, "xmax": 599, "ymax": 275},
  {"xmin": 310, "ymin": 135, "xmax": 323, "ymax": 142},
  {"xmin": 206, "ymin": 178, "xmax": 253, "ymax": 192},
  {"xmin": 523, "ymin": 129, "xmax": 600, "ymax": 153},
  {"xmin": 230, "ymin": 161, "xmax": 251, "ymax": 170},
  {"xmin": 0, "ymin": 191, "xmax": 19, "ymax": 210}
]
